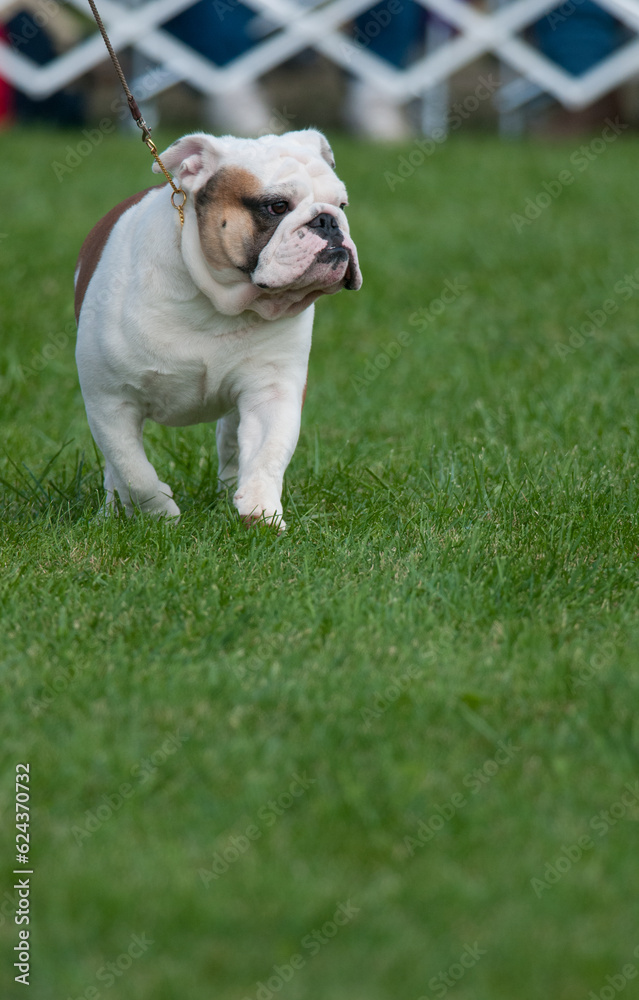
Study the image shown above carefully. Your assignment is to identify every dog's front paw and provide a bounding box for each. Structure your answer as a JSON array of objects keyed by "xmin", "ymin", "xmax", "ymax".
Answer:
[
  {"xmin": 234, "ymin": 491, "xmax": 286, "ymax": 533},
  {"xmin": 241, "ymin": 511, "xmax": 287, "ymax": 533}
]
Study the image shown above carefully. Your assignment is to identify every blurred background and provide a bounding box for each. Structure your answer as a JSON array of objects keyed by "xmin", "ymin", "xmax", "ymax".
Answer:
[
  {"xmin": 1, "ymin": 0, "xmax": 639, "ymax": 141},
  {"xmin": 4, "ymin": 4, "xmax": 639, "ymax": 1000}
]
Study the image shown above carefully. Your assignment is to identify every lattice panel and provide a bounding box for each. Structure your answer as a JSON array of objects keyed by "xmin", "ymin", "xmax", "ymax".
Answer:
[{"xmin": 1, "ymin": 0, "xmax": 638, "ymax": 109}]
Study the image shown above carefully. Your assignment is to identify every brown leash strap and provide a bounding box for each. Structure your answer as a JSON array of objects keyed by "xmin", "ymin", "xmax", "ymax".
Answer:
[{"xmin": 86, "ymin": 0, "xmax": 186, "ymax": 226}]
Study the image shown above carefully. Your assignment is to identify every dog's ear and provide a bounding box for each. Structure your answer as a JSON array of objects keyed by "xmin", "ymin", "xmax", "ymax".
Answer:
[
  {"xmin": 284, "ymin": 129, "xmax": 335, "ymax": 169},
  {"xmin": 154, "ymin": 133, "xmax": 223, "ymax": 192}
]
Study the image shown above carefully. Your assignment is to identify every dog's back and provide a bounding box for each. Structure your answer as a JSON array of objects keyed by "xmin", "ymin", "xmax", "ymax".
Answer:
[{"xmin": 74, "ymin": 186, "xmax": 163, "ymax": 323}]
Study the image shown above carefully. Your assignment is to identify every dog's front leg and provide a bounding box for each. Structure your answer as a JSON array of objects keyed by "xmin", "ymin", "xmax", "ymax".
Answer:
[{"xmin": 233, "ymin": 392, "xmax": 302, "ymax": 531}]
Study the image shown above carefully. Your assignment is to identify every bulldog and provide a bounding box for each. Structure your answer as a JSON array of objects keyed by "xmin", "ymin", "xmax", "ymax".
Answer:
[{"xmin": 74, "ymin": 128, "xmax": 361, "ymax": 528}]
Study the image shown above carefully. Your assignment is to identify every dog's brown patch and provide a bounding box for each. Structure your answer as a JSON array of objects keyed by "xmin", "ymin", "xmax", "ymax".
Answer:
[
  {"xmin": 196, "ymin": 166, "xmax": 276, "ymax": 275},
  {"xmin": 74, "ymin": 186, "xmax": 163, "ymax": 322}
]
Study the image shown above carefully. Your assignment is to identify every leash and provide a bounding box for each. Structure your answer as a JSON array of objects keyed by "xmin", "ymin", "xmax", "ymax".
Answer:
[{"xmin": 86, "ymin": 0, "xmax": 186, "ymax": 226}]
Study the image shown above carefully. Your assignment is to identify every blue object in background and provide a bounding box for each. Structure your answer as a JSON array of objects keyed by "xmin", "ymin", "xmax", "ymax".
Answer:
[
  {"xmin": 533, "ymin": 0, "xmax": 628, "ymax": 76},
  {"xmin": 353, "ymin": 0, "xmax": 425, "ymax": 68},
  {"xmin": 165, "ymin": 0, "xmax": 258, "ymax": 66},
  {"xmin": 6, "ymin": 10, "xmax": 83, "ymax": 124}
]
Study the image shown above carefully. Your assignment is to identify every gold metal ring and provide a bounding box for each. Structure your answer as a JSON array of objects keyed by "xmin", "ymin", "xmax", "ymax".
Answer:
[{"xmin": 171, "ymin": 189, "xmax": 187, "ymax": 210}]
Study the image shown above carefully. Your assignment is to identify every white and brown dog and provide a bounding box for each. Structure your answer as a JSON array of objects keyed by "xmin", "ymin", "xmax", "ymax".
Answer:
[{"xmin": 74, "ymin": 128, "xmax": 361, "ymax": 528}]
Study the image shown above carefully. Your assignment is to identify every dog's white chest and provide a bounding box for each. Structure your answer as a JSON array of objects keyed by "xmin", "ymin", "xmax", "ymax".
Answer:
[{"xmin": 138, "ymin": 363, "xmax": 228, "ymax": 427}]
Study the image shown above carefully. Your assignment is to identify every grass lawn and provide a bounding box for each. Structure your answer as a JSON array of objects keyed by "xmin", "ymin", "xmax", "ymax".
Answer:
[{"xmin": 1, "ymin": 122, "xmax": 639, "ymax": 1000}]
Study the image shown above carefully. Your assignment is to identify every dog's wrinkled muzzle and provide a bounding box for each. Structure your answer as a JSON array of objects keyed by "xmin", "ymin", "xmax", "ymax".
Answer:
[{"xmin": 251, "ymin": 204, "xmax": 362, "ymax": 293}]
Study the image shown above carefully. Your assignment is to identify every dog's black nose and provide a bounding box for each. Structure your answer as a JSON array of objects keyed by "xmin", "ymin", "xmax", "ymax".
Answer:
[{"xmin": 307, "ymin": 213, "xmax": 340, "ymax": 238}]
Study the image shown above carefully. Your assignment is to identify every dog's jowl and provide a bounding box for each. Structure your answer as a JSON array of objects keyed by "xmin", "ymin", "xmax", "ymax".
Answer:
[{"xmin": 74, "ymin": 129, "xmax": 362, "ymax": 529}]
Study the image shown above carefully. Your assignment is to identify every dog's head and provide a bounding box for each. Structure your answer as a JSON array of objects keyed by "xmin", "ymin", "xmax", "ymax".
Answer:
[{"xmin": 155, "ymin": 130, "xmax": 362, "ymax": 319}]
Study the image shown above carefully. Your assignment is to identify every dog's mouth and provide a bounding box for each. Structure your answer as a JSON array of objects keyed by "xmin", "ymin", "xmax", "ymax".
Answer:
[
  {"xmin": 248, "ymin": 243, "xmax": 361, "ymax": 319},
  {"xmin": 251, "ymin": 232, "xmax": 361, "ymax": 296},
  {"xmin": 317, "ymin": 246, "xmax": 348, "ymax": 267},
  {"xmin": 315, "ymin": 245, "xmax": 349, "ymax": 282},
  {"xmin": 343, "ymin": 256, "xmax": 357, "ymax": 291},
  {"xmin": 252, "ymin": 252, "xmax": 350, "ymax": 292},
  {"xmin": 293, "ymin": 244, "xmax": 359, "ymax": 292},
  {"xmin": 329, "ymin": 241, "xmax": 361, "ymax": 291},
  {"xmin": 316, "ymin": 245, "xmax": 361, "ymax": 291}
]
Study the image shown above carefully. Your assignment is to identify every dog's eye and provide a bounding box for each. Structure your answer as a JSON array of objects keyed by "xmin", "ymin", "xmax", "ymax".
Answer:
[
  {"xmin": 267, "ymin": 201, "xmax": 289, "ymax": 216},
  {"xmin": 340, "ymin": 202, "xmax": 347, "ymax": 210}
]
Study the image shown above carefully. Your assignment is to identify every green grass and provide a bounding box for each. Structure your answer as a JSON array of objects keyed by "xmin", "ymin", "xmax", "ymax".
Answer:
[{"xmin": 2, "ymin": 124, "xmax": 639, "ymax": 1000}]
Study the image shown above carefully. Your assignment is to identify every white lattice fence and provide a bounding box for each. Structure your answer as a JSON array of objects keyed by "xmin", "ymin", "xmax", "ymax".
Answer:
[{"xmin": 1, "ymin": 0, "xmax": 638, "ymax": 110}]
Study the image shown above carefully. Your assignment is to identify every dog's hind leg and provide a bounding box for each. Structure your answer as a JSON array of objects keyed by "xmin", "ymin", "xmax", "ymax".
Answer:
[
  {"xmin": 96, "ymin": 463, "xmax": 117, "ymax": 517},
  {"xmin": 216, "ymin": 409, "xmax": 240, "ymax": 492},
  {"xmin": 86, "ymin": 398, "xmax": 180, "ymax": 519}
]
